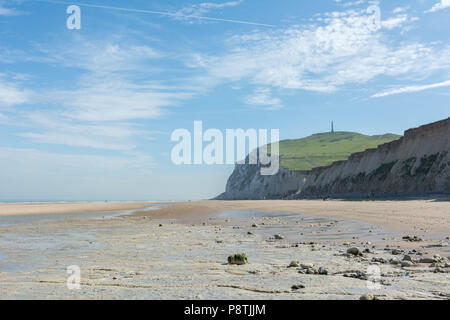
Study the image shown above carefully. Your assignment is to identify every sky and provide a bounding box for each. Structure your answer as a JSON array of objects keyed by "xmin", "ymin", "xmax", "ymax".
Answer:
[{"xmin": 0, "ymin": 0, "xmax": 449, "ymax": 201}]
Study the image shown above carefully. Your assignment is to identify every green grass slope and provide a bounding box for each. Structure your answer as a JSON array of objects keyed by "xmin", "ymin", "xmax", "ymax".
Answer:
[{"xmin": 271, "ymin": 132, "xmax": 401, "ymax": 171}]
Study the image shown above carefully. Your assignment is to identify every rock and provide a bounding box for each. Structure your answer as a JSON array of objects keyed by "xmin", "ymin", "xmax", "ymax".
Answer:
[
  {"xmin": 273, "ymin": 234, "xmax": 284, "ymax": 240},
  {"xmin": 247, "ymin": 232, "xmax": 254, "ymax": 235},
  {"xmin": 251, "ymin": 223, "xmax": 258, "ymax": 228},
  {"xmin": 318, "ymin": 267, "xmax": 328, "ymax": 275},
  {"xmin": 403, "ymin": 255, "xmax": 413, "ymax": 262},
  {"xmin": 343, "ymin": 271, "xmax": 367, "ymax": 280},
  {"xmin": 228, "ymin": 253, "xmax": 248, "ymax": 265},
  {"xmin": 347, "ymin": 247, "xmax": 362, "ymax": 256},
  {"xmin": 306, "ymin": 268, "xmax": 316, "ymax": 275},
  {"xmin": 419, "ymin": 257, "xmax": 436, "ymax": 264},
  {"xmin": 360, "ymin": 294, "xmax": 375, "ymax": 301},
  {"xmin": 390, "ymin": 258, "xmax": 400, "ymax": 265},
  {"xmin": 434, "ymin": 267, "xmax": 448, "ymax": 273},
  {"xmin": 291, "ymin": 284, "xmax": 305, "ymax": 290},
  {"xmin": 371, "ymin": 257, "xmax": 388, "ymax": 264},
  {"xmin": 288, "ymin": 260, "xmax": 300, "ymax": 268},
  {"xmin": 391, "ymin": 249, "xmax": 402, "ymax": 255},
  {"xmin": 300, "ymin": 263, "xmax": 314, "ymax": 270},
  {"xmin": 401, "ymin": 261, "xmax": 414, "ymax": 268},
  {"xmin": 159, "ymin": 224, "xmax": 163, "ymax": 227},
  {"xmin": 402, "ymin": 235, "xmax": 423, "ymax": 242}
]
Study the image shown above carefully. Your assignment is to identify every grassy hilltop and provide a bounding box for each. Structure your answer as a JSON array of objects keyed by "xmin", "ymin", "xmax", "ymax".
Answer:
[{"xmin": 271, "ymin": 132, "xmax": 401, "ymax": 171}]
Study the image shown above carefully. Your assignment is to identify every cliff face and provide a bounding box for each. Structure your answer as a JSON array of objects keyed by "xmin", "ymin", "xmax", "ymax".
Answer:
[{"xmin": 216, "ymin": 118, "xmax": 450, "ymax": 200}]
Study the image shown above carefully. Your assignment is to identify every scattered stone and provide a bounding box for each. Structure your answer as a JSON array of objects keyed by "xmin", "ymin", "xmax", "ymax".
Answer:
[
  {"xmin": 251, "ymin": 224, "xmax": 258, "ymax": 228},
  {"xmin": 401, "ymin": 261, "xmax": 414, "ymax": 268},
  {"xmin": 360, "ymin": 294, "xmax": 375, "ymax": 301},
  {"xmin": 343, "ymin": 271, "xmax": 367, "ymax": 280},
  {"xmin": 228, "ymin": 253, "xmax": 248, "ymax": 265},
  {"xmin": 419, "ymin": 257, "xmax": 436, "ymax": 264},
  {"xmin": 402, "ymin": 236, "xmax": 423, "ymax": 242},
  {"xmin": 273, "ymin": 234, "xmax": 284, "ymax": 240},
  {"xmin": 347, "ymin": 247, "xmax": 362, "ymax": 256},
  {"xmin": 247, "ymin": 232, "xmax": 254, "ymax": 235},
  {"xmin": 390, "ymin": 258, "xmax": 400, "ymax": 265},
  {"xmin": 318, "ymin": 267, "xmax": 328, "ymax": 275},
  {"xmin": 434, "ymin": 267, "xmax": 448, "ymax": 273},
  {"xmin": 403, "ymin": 255, "xmax": 413, "ymax": 262},
  {"xmin": 300, "ymin": 263, "xmax": 314, "ymax": 270},
  {"xmin": 291, "ymin": 284, "xmax": 305, "ymax": 290},
  {"xmin": 371, "ymin": 257, "xmax": 388, "ymax": 264},
  {"xmin": 288, "ymin": 261, "xmax": 300, "ymax": 268},
  {"xmin": 306, "ymin": 268, "xmax": 316, "ymax": 275},
  {"xmin": 391, "ymin": 249, "xmax": 403, "ymax": 255}
]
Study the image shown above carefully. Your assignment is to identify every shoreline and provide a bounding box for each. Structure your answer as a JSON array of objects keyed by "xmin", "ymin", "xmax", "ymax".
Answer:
[
  {"xmin": 129, "ymin": 199, "xmax": 450, "ymax": 237},
  {"xmin": 1, "ymin": 199, "xmax": 449, "ymax": 237},
  {"xmin": 0, "ymin": 201, "xmax": 160, "ymax": 216}
]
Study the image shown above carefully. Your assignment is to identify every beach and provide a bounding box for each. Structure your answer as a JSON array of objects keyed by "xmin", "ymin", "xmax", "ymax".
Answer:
[{"xmin": 0, "ymin": 200, "xmax": 449, "ymax": 299}]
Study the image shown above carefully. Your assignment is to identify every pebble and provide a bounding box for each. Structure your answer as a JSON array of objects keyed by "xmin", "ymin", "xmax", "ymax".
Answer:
[
  {"xmin": 360, "ymin": 294, "xmax": 375, "ymax": 301},
  {"xmin": 300, "ymin": 263, "xmax": 314, "ymax": 270},
  {"xmin": 401, "ymin": 261, "xmax": 414, "ymax": 268},
  {"xmin": 318, "ymin": 267, "xmax": 328, "ymax": 275},
  {"xmin": 288, "ymin": 261, "xmax": 300, "ymax": 268},
  {"xmin": 419, "ymin": 257, "xmax": 436, "ymax": 264},
  {"xmin": 402, "ymin": 255, "xmax": 413, "ymax": 262},
  {"xmin": 347, "ymin": 247, "xmax": 362, "ymax": 256}
]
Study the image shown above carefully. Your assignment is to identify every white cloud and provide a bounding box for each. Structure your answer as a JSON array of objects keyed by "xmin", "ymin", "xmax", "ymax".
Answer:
[
  {"xmin": 0, "ymin": 79, "xmax": 29, "ymax": 107},
  {"xmin": 175, "ymin": 0, "xmax": 243, "ymax": 19},
  {"xmin": 245, "ymin": 88, "xmax": 282, "ymax": 110},
  {"xmin": 371, "ymin": 80, "xmax": 450, "ymax": 98},
  {"xmin": 426, "ymin": 0, "xmax": 450, "ymax": 13},
  {"xmin": 13, "ymin": 38, "xmax": 195, "ymax": 150},
  {"xmin": 392, "ymin": 7, "xmax": 409, "ymax": 14},
  {"xmin": 335, "ymin": 0, "xmax": 366, "ymax": 8},
  {"xmin": 0, "ymin": 5, "xmax": 22, "ymax": 16},
  {"xmin": 191, "ymin": 7, "xmax": 447, "ymax": 96}
]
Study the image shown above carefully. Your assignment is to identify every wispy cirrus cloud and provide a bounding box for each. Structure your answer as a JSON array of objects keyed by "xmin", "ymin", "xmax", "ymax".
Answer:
[
  {"xmin": 0, "ymin": 4, "xmax": 23, "ymax": 16},
  {"xmin": 371, "ymin": 80, "xmax": 450, "ymax": 98},
  {"xmin": 190, "ymin": 6, "xmax": 447, "ymax": 98},
  {"xmin": 244, "ymin": 87, "xmax": 282, "ymax": 110},
  {"xmin": 174, "ymin": 0, "xmax": 243, "ymax": 20},
  {"xmin": 0, "ymin": 77, "xmax": 29, "ymax": 107},
  {"xmin": 6, "ymin": 36, "xmax": 195, "ymax": 151},
  {"xmin": 425, "ymin": 0, "xmax": 450, "ymax": 13}
]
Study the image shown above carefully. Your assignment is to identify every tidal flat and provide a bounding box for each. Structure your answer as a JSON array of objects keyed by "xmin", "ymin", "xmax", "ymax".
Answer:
[{"xmin": 0, "ymin": 201, "xmax": 449, "ymax": 300}]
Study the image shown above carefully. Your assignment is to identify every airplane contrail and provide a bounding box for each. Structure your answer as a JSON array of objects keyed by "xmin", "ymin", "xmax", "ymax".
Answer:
[{"xmin": 33, "ymin": 0, "xmax": 276, "ymax": 27}]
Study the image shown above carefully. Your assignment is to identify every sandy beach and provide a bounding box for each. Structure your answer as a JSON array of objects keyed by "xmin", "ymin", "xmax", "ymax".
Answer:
[
  {"xmin": 0, "ymin": 200, "xmax": 449, "ymax": 299},
  {"xmin": 0, "ymin": 201, "xmax": 156, "ymax": 216}
]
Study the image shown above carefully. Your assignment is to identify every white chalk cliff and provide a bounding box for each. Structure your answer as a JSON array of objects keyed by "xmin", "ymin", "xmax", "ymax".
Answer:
[{"xmin": 216, "ymin": 118, "xmax": 450, "ymax": 199}]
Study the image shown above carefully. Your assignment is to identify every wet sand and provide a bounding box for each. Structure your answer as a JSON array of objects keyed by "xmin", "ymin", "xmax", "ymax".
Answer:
[
  {"xmin": 130, "ymin": 200, "xmax": 450, "ymax": 236},
  {"xmin": 0, "ymin": 200, "xmax": 449, "ymax": 299}
]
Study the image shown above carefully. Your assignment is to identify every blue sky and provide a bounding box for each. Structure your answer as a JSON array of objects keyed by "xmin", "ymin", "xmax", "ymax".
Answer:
[{"xmin": 0, "ymin": 0, "xmax": 449, "ymax": 201}]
